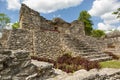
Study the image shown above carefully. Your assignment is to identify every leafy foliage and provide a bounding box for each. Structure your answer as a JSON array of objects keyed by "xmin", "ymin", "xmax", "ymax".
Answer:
[
  {"xmin": 91, "ymin": 29, "xmax": 105, "ymax": 38},
  {"xmin": 78, "ymin": 10, "xmax": 93, "ymax": 35},
  {"xmin": 0, "ymin": 13, "xmax": 10, "ymax": 31},
  {"xmin": 113, "ymin": 8, "xmax": 120, "ymax": 19},
  {"xmin": 12, "ymin": 22, "xmax": 20, "ymax": 29}
]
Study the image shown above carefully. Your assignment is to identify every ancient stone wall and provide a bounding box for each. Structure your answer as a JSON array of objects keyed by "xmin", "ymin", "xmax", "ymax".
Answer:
[
  {"xmin": 7, "ymin": 29, "xmax": 33, "ymax": 54},
  {"xmin": 34, "ymin": 30, "xmax": 63, "ymax": 60},
  {"xmin": 0, "ymin": 4, "xmax": 115, "ymax": 61},
  {"xmin": 19, "ymin": 4, "xmax": 42, "ymax": 30},
  {"xmin": 0, "ymin": 50, "xmax": 36, "ymax": 80},
  {"xmin": 19, "ymin": 4, "xmax": 85, "ymax": 35},
  {"xmin": 0, "ymin": 50, "xmax": 54, "ymax": 80},
  {"xmin": 0, "ymin": 29, "xmax": 11, "ymax": 49}
]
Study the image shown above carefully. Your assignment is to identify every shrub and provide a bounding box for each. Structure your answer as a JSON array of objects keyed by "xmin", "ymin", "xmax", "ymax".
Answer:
[
  {"xmin": 56, "ymin": 54, "xmax": 101, "ymax": 72},
  {"xmin": 57, "ymin": 53, "xmax": 72, "ymax": 65},
  {"xmin": 31, "ymin": 54, "xmax": 101, "ymax": 73},
  {"xmin": 91, "ymin": 29, "xmax": 105, "ymax": 38},
  {"xmin": 82, "ymin": 61, "xmax": 101, "ymax": 71}
]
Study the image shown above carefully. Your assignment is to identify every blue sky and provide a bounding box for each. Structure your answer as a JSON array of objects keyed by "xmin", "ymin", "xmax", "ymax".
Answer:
[{"xmin": 0, "ymin": 0, "xmax": 120, "ymax": 32}]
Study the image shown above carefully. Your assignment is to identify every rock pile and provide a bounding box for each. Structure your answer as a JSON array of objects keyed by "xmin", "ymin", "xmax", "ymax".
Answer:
[
  {"xmin": 47, "ymin": 68, "xmax": 120, "ymax": 80},
  {"xmin": 0, "ymin": 50, "xmax": 55, "ymax": 80}
]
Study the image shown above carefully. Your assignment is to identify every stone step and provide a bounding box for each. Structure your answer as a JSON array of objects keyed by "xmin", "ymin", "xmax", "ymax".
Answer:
[
  {"xmin": 79, "ymin": 52, "xmax": 98, "ymax": 56},
  {"xmin": 79, "ymin": 45, "xmax": 90, "ymax": 47},
  {"xmin": 80, "ymin": 52, "xmax": 106, "ymax": 57},
  {"xmin": 89, "ymin": 56, "xmax": 112, "ymax": 62},
  {"xmin": 105, "ymin": 49, "xmax": 120, "ymax": 52},
  {"xmin": 82, "ymin": 50, "xmax": 97, "ymax": 53},
  {"xmin": 83, "ymin": 53, "xmax": 108, "ymax": 59}
]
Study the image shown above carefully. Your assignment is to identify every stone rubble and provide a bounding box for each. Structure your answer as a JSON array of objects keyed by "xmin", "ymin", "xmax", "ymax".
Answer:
[
  {"xmin": 47, "ymin": 68, "xmax": 120, "ymax": 80},
  {"xmin": 0, "ymin": 50, "xmax": 55, "ymax": 80}
]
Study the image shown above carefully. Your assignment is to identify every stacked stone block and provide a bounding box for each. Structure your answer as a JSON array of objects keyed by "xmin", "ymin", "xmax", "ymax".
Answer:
[
  {"xmin": 7, "ymin": 29, "xmax": 33, "ymax": 54},
  {"xmin": 0, "ymin": 50, "xmax": 55, "ymax": 80},
  {"xmin": 34, "ymin": 30, "xmax": 63, "ymax": 60},
  {"xmin": 0, "ymin": 50, "xmax": 36, "ymax": 80}
]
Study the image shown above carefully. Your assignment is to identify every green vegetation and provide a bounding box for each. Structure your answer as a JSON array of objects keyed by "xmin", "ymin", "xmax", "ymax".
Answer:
[
  {"xmin": 31, "ymin": 53, "xmax": 101, "ymax": 73},
  {"xmin": 91, "ymin": 29, "xmax": 105, "ymax": 38},
  {"xmin": 12, "ymin": 22, "xmax": 20, "ymax": 29},
  {"xmin": 0, "ymin": 13, "xmax": 10, "ymax": 31},
  {"xmin": 113, "ymin": 8, "xmax": 120, "ymax": 19},
  {"xmin": 78, "ymin": 10, "xmax": 93, "ymax": 35},
  {"xmin": 100, "ymin": 60, "xmax": 120, "ymax": 68}
]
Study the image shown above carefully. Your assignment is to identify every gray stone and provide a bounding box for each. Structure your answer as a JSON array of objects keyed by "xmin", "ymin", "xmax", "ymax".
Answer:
[
  {"xmin": 1, "ymin": 75, "xmax": 12, "ymax": 80},
  {"xmin": 14, "ymin": 50, "xmax": 29, "ymax": 59},
  {"xmin": 0, "ymin": 68, "xmax": 11, "ymax": 75},
  {"xmin": 21, "ymin": 60, "xmax": 31, "ymax": 68},
  {"xmin": 0, "ymin": 64, "xmax": 3, "ymax": 70}
]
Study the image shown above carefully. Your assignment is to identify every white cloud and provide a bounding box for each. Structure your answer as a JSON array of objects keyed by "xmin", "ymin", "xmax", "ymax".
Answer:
[
  {"xmin": 89, "ymin": 0, "xmax": 120, "ymax": 31},
  {"xmin": 101, "ymin": 12, "xmax": 119, "ymax": 24},
  {"xmin": 6, "ymin": 0, "xmax": 21, "ymax": 10},
  {"xmin": 4, "ymin": 23, "xmax": 13, "ymax": 30},
  {"xmin": 88, "ymin": 0, "xmax": 119, "ymax": 16},
  {"xmin": 23, "ymin": 0, "xmax": 83, "ymax": 13},
  {"xmin": 98, "ymin": 23, "xmax": 115, "ymax": 31},
  {"xmin": 6, "ymin": 0, "xmax": 83, "ymax": 13}
]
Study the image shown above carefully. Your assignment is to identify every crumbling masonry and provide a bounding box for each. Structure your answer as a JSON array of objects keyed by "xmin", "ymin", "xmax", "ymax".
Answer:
[{"xmin": 1, "ymin": 4, "xmax": 114, "ymax": 61}]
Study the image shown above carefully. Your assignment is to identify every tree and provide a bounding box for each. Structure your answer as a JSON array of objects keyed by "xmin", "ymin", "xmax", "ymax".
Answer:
[
  {"xmin": 113, "ymin": 8, "xmax": 120, "ymax": 19},
  {"xmin": 91, "ymin": 30, "xmax": 105, "ymax": 38},
  {"xmin": 12, "ymin": 22, "xmax": 20, "ymax": 29},
  {"xmin": 78, "ymin": 10, "xmax": 93, "ymax": 35},
  {"xmin": 0, "ymin": 13, "xmax": 10, "ymax": 31}
]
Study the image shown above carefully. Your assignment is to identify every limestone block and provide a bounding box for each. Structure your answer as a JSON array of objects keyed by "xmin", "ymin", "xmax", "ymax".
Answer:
[
  {"xmin": 14, "ymin": 50, "xmax": 29, "ymax": 59},
  {"xmin": 0, "ymin": 64, "xmax": 3, "ymax": 70}
]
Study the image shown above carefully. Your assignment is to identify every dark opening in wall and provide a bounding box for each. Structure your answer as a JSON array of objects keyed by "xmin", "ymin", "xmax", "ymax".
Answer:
[{"xmin": 54, "ymin": 27, "xmax": 58, "ymax": 31}]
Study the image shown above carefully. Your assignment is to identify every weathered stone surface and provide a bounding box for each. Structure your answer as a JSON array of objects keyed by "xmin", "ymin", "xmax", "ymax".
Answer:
[
  {"xmin": 0, "ymin": 50, "xmax": 55, "ymax": 80},
  {"xmin": 13, "ymin": 50, "xmax": 29, "ymax": 59},
  {"xmin": 0, "ymin": 29, "xmax": 11, "ymax": 49},
  {"xmin": 47, "ymin": 68, "xmax": 120, "ymax": 80},
  {"xmin": 34, "ymin": 30, "xmax": 63, "ymax": 60}
]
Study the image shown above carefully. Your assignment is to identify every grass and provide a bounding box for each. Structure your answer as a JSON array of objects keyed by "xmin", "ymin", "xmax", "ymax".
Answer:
[{"xmin": 100, "ymin": 60, "xmax": 120, "ymax": 68}]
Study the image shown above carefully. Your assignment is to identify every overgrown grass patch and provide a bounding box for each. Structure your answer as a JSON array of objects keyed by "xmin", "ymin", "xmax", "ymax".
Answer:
[{"xmin": 100, "ymin": 60, "xmax": 120, "ymax": 68}]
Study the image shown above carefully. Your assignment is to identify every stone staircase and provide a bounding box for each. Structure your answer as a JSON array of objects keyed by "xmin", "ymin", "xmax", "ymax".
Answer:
[
  {"xmin": 104, "ymin": 48, "xmax": 120, "ymax": 56},
  {"xmin": 63, "ymin": 34, "xmax": 112, "ymax": 61}
]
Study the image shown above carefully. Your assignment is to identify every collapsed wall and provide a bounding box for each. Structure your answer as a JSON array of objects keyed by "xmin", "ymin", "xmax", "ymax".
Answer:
[
  {"xmin": 7, "ymin": 29, "xmax": 33, "ymax": 54},
  {"xmin": 18, "ymin": 4, "xmax": 85, "ymax": 59},
  {"xmin": 0, "ymin": 50, "xmax": 54, "ymax": 80},
  {"xmin": 1, "ymin": 4, "xmax": 114, "ymax": 61}
]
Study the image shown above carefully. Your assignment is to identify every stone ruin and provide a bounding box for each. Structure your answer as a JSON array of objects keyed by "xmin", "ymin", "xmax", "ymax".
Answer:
[
  {"xmin": 0, "ymin": 4, "xmax": 114, "ymax": 61},
  {"xmin": 0, "ymin": 50, "xmax": 120, "ymax": 80},
  {"xmin": 0, "ymin": 3, "xmax": 120, "ymax": 80},
  {"xmin": 0, "ymin": 50, "xmax": 55, "ymax": 80}
]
